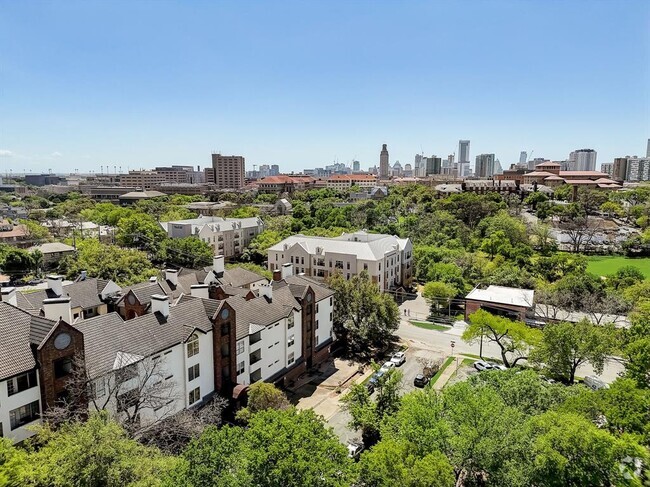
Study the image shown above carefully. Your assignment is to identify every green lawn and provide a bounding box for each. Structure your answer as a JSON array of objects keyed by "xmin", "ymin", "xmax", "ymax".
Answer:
[
  {"xmin": 586, "ymin": 255, "xmax": 650, "ymax": 278},
  {"xmin": 410, "ymin": 320, "xmax": 450, "ymax": 331}
]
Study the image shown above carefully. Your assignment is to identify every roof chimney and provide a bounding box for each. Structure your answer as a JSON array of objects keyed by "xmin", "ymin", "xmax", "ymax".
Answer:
[
  {"xmin": 149, "ymin": 276, "xmax": 157, "ymax": 283},
  {"xmin": 46, "ymin": 275, "xmax": 64, "ymax": 298},
  {"xmin": 42, "ymin": 296, "xmax": 72, "ymax": 324},
  {"xmin": 0, "ymin": 287, "xmax": 17, "ymax": 306},
  {"xmin": 213, "ymin": 255, "xmax": 225, "ymax": 277},
  {"xmin": 150, "ymin": 294, "xmax": 169, "ymax": 318},
  {"xmin": 273, "ymin": 269, "xmax": 282, "ymax": 282},
  {"xmin": 281, "ymin": 263, "xmax": 293, "ymax": 279},
  {"xmin": 80, "ymin": 270, "xmax": 87, "ymax": 281},
  {"xmin": 165, "ymin": 269, "xmax": 178, "ymax": 286},
  {"xmin": 259, "ymin": 283, "xmax": 273, "ymax": 303},
  {"xmin": 190, "ymin": 284, "xmax": 209, "ymax": 299}
]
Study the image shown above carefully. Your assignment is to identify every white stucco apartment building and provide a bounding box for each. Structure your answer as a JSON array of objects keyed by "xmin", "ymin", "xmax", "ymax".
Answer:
[
  {"xmin": 267, "ymin": 231, "xmax": 413, "ymax": 291},
  {"xmin": 161, "ymin": 216, "xmax": 265, "ymax": 259}
]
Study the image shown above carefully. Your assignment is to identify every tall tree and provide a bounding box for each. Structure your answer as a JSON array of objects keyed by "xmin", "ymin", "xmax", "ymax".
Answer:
[
  {"xmin": 532, "ymin": 320, "xmax": 617, "ymax": 384},
  {"xmin": 327, "ymin": 271, "xmax": 400, "ymax": 360},
  {"xmin": 462, "ymin": 310, "xmax": 541, "ymax": 368}
]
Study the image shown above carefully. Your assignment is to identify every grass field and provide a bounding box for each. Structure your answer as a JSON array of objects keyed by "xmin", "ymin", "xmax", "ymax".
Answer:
[
  {"xmin": 410, "ymin": 320, "xmax": 450, "ymax": 331},
  {"xmin": 586, "ymin": 255, "xmax": 650, "ymax": 278}
]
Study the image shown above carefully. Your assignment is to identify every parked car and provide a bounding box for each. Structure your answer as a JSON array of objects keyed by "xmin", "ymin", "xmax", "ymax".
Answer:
[
  {"xmin": 390, "ymin": 351, "xmax": 406, "ymax": 367},
  {"xmin": 490, "ymin": 363, "xmax": 507, "ymax": 371},
  {"xmin": 541, "ymin": 376, "xmax": 557, "ymax": 384},
  {"xmin": 347, "ymin": 441, "xmax": 364, "ymax": 460},
  {"xmin": 584, "ymin": 375, "xmax": 609, "ymax": 390},
  {"xmin": 380, "ymin": 361, "xmax": 396, "ymax": 373},
  {"xmin": 473, "ymin": 360, "xmax": 493, "ymax": 371},
  {"xmin": 367, "ymin": 370, "xmax": 386, "ymax": 393},
  {"xmin": 413, "ymin": 373, "xmax": 430, "ymax": 388}
]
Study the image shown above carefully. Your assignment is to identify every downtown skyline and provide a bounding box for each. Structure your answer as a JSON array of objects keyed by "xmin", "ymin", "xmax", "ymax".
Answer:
[{"xmin": 1, "ymin": 1, "xmax": 648, "ymax": 174}]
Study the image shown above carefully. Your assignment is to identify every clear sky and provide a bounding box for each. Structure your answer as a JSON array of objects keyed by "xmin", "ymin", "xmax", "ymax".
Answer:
[{"xmin": 1, "ymin": 0, "xmax": 649, "ymax": 175}]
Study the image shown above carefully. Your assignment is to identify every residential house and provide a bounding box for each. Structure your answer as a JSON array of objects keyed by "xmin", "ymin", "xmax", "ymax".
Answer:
[{"xmin": 29, "ymin": 242, "xmax": 76, "ymax": 269}]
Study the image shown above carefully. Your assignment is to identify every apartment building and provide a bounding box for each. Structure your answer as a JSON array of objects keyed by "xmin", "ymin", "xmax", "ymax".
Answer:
[
  {"xmin": 267, "ymin": 231, "xmax": 413, "ymax": 291},
  {"xmin": 161, "ymin": 216, "xmax": 265, "ymax": 259},
  {"xmin": 257, "ymin": 175, "xmax": 316, "ymax": 194},
  {"xmin": 210, "ymin": 153, "xmax": 245, "ymax": 190},
  {"xmin": 326, "ymin": 174, "xmax": 378, "ymax": 190}
]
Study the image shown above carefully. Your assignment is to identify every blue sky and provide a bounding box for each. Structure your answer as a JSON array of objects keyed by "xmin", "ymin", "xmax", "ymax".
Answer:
[{"xmin": 1, "ymin": 1, "xmax": 648, "ymax": 174}]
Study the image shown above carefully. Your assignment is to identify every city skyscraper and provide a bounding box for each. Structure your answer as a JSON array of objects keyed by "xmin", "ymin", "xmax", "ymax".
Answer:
[
  {"xmin": 475, "ymin": 153, "xmax": 496, "ymax": 178},
  {"xmin": 379, "ymin": 144, "xmax": 389, "ymax": 178},
  {"xmin": 646, "ymin": 138, "xmax": 650, "ymax": 158},
  {"xmin": 211, "ymin": 153, "xmax": 245, "ymax": 189},
  {"xmin": 519, "ymin": 151, "xmax": 527, "ymax": 165},
  {"xmin": 352, "ymin": 160, "xmax": 360, "ymax": 172},
  {"xmin": 569, "ymin": 149, "xmax": 597, "ymax": 171},
  {"xmin": 425, "ymin": 156, "xmax": 442, "ymax": 176},
  {"xmin": 458, "ymin": 140, "xmax": 470, "ymax": 176}
]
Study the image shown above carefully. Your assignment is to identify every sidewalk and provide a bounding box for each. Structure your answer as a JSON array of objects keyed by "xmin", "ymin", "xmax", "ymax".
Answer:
[{"xmin": 433, "ymin": 355, "xmax": 463, "ymax": 390}]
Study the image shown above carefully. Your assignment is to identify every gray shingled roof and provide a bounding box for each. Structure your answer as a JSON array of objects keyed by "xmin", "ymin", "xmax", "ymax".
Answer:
[
  {"xmin": 283, "ymin": 275, "xmax": 335, "ymax": 302},
  {"xmin": 117, "ymin": 281, "xmax": 167, "ymax": 307},
  {"xmin": 16, "ymin": 278, "xmax": 107, "ymax": 312},
  {"xmin": 220, "ymin": 267, "xmax": 266, "ymax": 288},
  {"xmin": 0, "ymin": 302, "xmax": 56, "ymax": 380},
  {"xmin": 76, "ymin": 299, "xmax": 213, "ymax": 377}
]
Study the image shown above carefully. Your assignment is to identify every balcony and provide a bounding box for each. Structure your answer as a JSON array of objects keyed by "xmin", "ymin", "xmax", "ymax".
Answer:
[
  {"xmin": 250, "ymin": 368, "xmax": 262, "ymax": 383},
  {"xmin": 250, "ymin": 331, "xmax": 262, "ymax": 345}
]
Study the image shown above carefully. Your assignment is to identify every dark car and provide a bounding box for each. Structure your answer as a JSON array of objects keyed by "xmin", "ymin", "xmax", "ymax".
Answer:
[
  {"xmin": 366, "ymin": 370, "xmax": 386, "ymax": 394},
  {"xmin": 414, "ymin": 374, "xmax": 430, "ymax": 388}
]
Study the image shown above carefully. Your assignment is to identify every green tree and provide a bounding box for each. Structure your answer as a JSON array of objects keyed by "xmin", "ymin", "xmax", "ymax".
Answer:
[
  {"xmin": 462, "ymin": 310, "xmax": 542, "ymax": 368},
  {"xmin": 228, "ymin": 206, "xmax": 260, "ymax": 218},
  {"xmin": 161, "ymin": 237, "xmax": 212, "ymax": 268},
  {"xmin": 357, "ymin": 438, "xmax": 454, "ymax": 487},
  {"xmin": 19, "ymin": 218, "xmax": 51, "ymax": 243},
  {"xmin": 422, "ymin": 281, "xmax": 457, "ymax": 313},
  {"xmin": 600, "ymin": 378, "xmax": 650, "ymax": 446},
  {"xmin": 327, "ymin": 271, "xmax": 400, "ymax": 360},
  {"xmin": 0, "ymin": 244, "xmax": 35, "ymax": 277},
  {"xmin": 532, "ymin": 320, "xmax": 617, "ymax": 384},
  {"xmin": 600, "ymin": 200, "xmax": 624, "ymax": 217},
  {"xmin": 0, "ymin": 437, "xmax": 29, "ymax": 486},
  {"xmin": 235, "ymin": 382, "xmax": 290, "ymax": 423},
  {"xmin": 27, "ymin": 413, "xmax": 174, "ymax": 486},
  {"xmin": 160, "ymin": 207, "xmax": 197, "ymax": 222},
  {"xmin": 607, "ymin": 265, "xmax": 645, "ymax": 291},
  {"xmin": 116, "ymin": 213, "xmax": 167, "ymax": 256}
]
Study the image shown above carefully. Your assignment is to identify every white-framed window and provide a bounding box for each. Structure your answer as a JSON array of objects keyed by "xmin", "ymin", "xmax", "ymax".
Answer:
[
  {"xmin": 288, "ymin": 335, "xmax": 295, "ymax": 347},
  {"xmin": 288, "ymin": 352, "xmax": 295, "ymax": 365},
  {"xmin": 236, "ymin": 340, "xmax": 245, "ymax": 355},
  {"xmin": 9, "ymin": 401, "xmax": 40, "ymax": 430},
  {"xmin": 188, "ymin": 364, "xmax": 200, "ymax": 381},
  {"xmin": 187, "ymin": 333, "xmax": 199, "ymax": 358},
  {"xmin": 6, "ymin": 370, "xmax": 37, "ymax": 396},
  {"xmin": 288, "ymin": 314, "xmax": 294, "ymax": 328},
  {"xmin": 237, "ymin": 361, "xmax": 245, "ymax": 375},
  {"xmin": 189, "ymin": 387, "xmax": 201, "ymax": 405}
]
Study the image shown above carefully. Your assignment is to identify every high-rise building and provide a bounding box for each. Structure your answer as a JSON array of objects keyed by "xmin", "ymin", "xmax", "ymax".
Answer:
[
  {"xmin": 600, "ymin": 163, "xmax": 613, "ymax": 176},
  {"xmin": 569, "ymin": 149, "xmax": 597, "ymax": 171},
  {"xmin": 380, "ymin": 144, "xmax": 389, "ymax": 178},
  {"xmin": 475, "ymin": 153, "xmax": 496, "ymax": 178},
  {"xmin": 519, "ymin": 151, "xmax": 527, "ymax": 165},
  {"xmin": 270, "ymin": 164, "xmax": 280, "ymax": 176},
  {"xmin": 425, "ymin": 156, "xmax": 442, "ymax": 176},
  {"xmin": 391, "ymin": 161, "xmax": 402, "ymax": 177},
  {"xmin": 626, "ymin": 157, "xmax": 650, "ymax": 182},
  {"xmin": 646, "ymin": 139, "xmax": 650, "ymax": 158},
  {"xmin": 352, "ymin": 160, "xmax": 360, "ymax": 172},
  {"xmin": 211, "ymin": 153, "xmax": 245, "ymax": 189},
  {"xmin": 613, "ymin": 157, "xmax": 628, "ymax": 181},
  {"xmin": 458, "ymin": 140, "xmax": 470, "ymax": 177}
]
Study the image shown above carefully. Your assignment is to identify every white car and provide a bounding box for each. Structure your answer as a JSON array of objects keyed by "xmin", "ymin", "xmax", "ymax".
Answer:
[
  {"xmin": 380, "ymin": 361, "xmax": 396, "ymax": 372},
  {"xmin": 347, "ymin": 441, "xmax": 364, "ymax": 460},
  {"xmin": 473, "ymin": 360, "xmax": 493, "ymax": 371},
  {"xmin": 490, "ymin": 363, "xmax": 507, "ymax": 371},
  {"xmin": 390, "ymin": 351, "xmax": 406, "ymax": 366}
]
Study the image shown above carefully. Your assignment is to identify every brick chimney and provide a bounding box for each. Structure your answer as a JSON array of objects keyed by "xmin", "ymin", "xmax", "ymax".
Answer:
[{"xmin": 273, "ymin": 269, "xmax": 282, "ymax": 282}]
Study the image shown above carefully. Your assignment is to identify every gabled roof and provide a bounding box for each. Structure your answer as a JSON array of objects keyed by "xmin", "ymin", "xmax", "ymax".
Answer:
[
  {"xmin": 0, "ymin": 302, "xmax": 56, "ymax": 380},
  {"xmin": 17, "ymin": 277, "xmax": 108, "ymax": 312},
  {"xmin": 220, "ymin": 267, "xmax": 267, "ymax": 288},
  {"xmin": 76, "ymin": 299, "xmax": 213, "ymax": 377},
  {"xmin": 117, "ymin": 281, "xmax": 167, "ymax": 307},
  {"xmin": 281, "ymin": 275, "xmax": 335, "ymax": 302},
  {"xmin": 28, "ymin": 242, "xmax": 76, "ymax": 254}
]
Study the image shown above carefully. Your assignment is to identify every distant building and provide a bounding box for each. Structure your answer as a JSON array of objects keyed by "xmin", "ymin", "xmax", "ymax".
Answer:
[
  {"xmin": 458, "ymin": 140, "xmax": 470, "ymax": 176},
  {"xmin": 600, "ymin": 162, "xmax": 613, "ymax": 176},
  {"xmin": 475, "ymin": 153, "xmax": 496, "ymax": 178},
  {"xmin": 268, "ymin": 231, "xmax": 413, "ymax": 291},
  {"xmin": 270, "ymin": 164, "xmax": 280, "ymax": 176},
  {"xmin": 162, "ymin": 215, "xmax": 264, "ymax": 259},
  {"xmin": 391, "ymin": 161, "xmax": 402, "ymax": 177},
  {"xmin": 626, "ymin": 157, "xmax": 650, "ymax": 182},
  {"xmin": 211, "ymin": 153, "xmax": 245, "ymax": 190},
  {"xmin": 465, "ymin": 285, "xmax": 534, "ymax": 321},
  {"xmin": 569, "ymin": 149, "xmax": 597, "ymax": 171},
  {"xmin": 647, "ymin": 139, "xmax": 650, "ymax": 158},
  {"xmin": 118, "ymin": 190, "xmax": 166, "ymax": 204},
  {"xmin": 257, "ymin": 175, "xmax": 316, "ymax": 194},
  {"xmin": 425, "ymin": 156, "xmax": 442, "ymax": 176},
  {"xmin": 352, "ymin": 160, "xmax": 361, "ymax": 172},
  {"xmin": 519, "ymin": 151, "xmax": 527, "ymax": 165},
  {"xmin": 326, "ymin": 174, "xmax": 378, "ymax": 190},
  {"xmin": 29, "ymin": 243, "xmax": 76, "ymax": 268},
  {"xmin": 613, "ymin": 157, "xmax": 628, "ymax": 181},
  {"xmin": 379, "ymin": 144, "xmax": 390, "ymax": 178},
  {"xmin": 25, "ymin": 174, "xmax": 62, "ymax": 186}
]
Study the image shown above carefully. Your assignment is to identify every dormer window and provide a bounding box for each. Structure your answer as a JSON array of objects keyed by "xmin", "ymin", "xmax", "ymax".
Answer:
[{"xmin": 187, "ymin": 333, "xmax": 199, "ymax": 358}]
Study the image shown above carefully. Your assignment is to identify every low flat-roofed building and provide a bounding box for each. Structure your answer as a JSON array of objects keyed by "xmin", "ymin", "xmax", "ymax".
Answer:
[{"xmin": 465, "ymin": 285, "xmax": 535, "ymax": 321}]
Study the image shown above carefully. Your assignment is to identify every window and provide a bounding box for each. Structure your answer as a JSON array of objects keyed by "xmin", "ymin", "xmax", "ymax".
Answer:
[
  {"xmin": 221, "ymin": 323, "xmax": 230, "ymax": 336},
  {"xmin": 187, "ymin": 334, "xmax": 199, "ymax": 358},
  {"xmin": 189, "ymin": 387, "xmax": 201, "ymax": 405},
  {"xmin": 301, "ymin": 257, "xmax": 304, "ymax": 265},
  {"xmin": 288, "ymin": 335, "xmax": 295, "ymax": 347},
  {"xmin": 117, "ymin": 388, "xmax": 139, "ymax": 412},
  {"xmin": 6, "ymin": 370, "xmax": 37, "ymax": 396},
  {"xmin": 316, "ymin": 303, "xmax": 319, "ymax": 312},
  {"xmin": 237, "ymin": 340, "xmax": 245, "ymax": 355},
  {"xmin": 316, "ymin": 320, "xmax": 319, "ymax": 329},
  {"xmin": 364, "ymin": 263, "xmax": 368, "ymax": 271},
  {"xmin": 347, "ymin": 262, "xmax": 350, "ymax": 270},
  {"xmin": 335, "ymin": 260, "xmax": 343, "ymax": 269},
  {"xmin": 288, "ymin": 353, "xmax": 295, "ymax": 365},
  {"xmin": 54, "ymin": 358, "xmax": 73, "ymax": 379},
  {"xmin": 330, "ymin": 297, "xmax": 333, "ymax": 306},
  {"xmin": 9, "ymin": 401, "xmax": 40, "ymax": 430},
  {"xmin": 188, "ymin": 364, "xmax": 200, "ymax": 381},
  {"xmin": 330, "ymin": 312, "xmax": 333, "ymax": 321},
  {"xmin": 288, "ymin": 314, "xmax": 294, "ymax": 328},
  {"xmin": 237, "ymin": 361, "xmax": 245, "ymax": 375}
]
